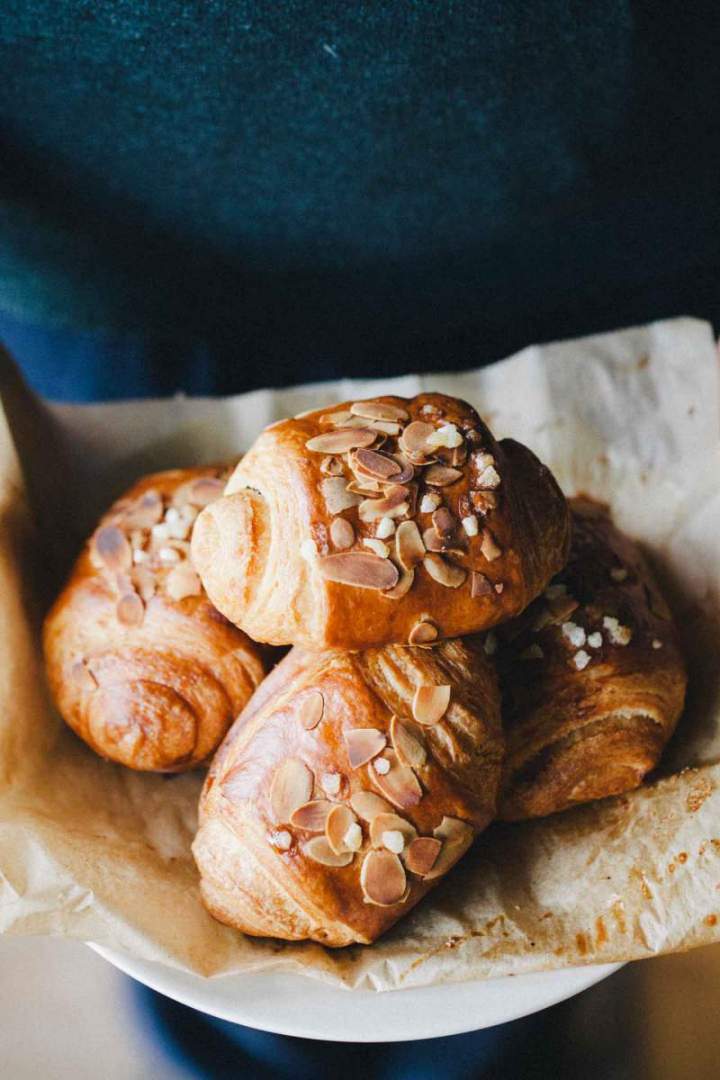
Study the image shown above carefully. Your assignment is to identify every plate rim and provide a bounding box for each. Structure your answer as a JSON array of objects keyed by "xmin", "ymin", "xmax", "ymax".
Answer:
[{"xmin": 89, "ymin": 942, "xmax": 623, "ymax": 1042}]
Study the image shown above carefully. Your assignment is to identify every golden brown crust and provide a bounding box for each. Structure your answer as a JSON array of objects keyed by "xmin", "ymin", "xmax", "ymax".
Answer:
[
  {"xmin": 191, "ymin": 394, "xmax": 571, "ymax": 649},
  {"xmin": 43, "ymin": 468, "xmax": 267, "ymax": 772},
  {"xmin": 497, "ymin": 498, "xmax": 687, "ymax": 820},
  {"xmin": 193, "ymin": 638, "xmax": 503, "ymax": 946}
]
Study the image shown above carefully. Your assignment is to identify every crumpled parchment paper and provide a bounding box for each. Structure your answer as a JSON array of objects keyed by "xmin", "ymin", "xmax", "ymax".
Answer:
[{"xmin": 0, "ymin": 316, "xmax": 718, "ymax": 991}]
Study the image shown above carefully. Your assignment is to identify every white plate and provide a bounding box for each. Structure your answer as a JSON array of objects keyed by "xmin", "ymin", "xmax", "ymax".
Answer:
[{"xmin": 90, "ymin": 943, "xmax": 622, "ymax": 1042}]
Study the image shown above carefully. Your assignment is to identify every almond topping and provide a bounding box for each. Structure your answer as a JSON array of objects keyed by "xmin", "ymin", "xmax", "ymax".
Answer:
[
  {"xmin": 290, "ymin": 800, "xmax": 333, "ymax": 832},
  {"xmin": 462, "ymin": 514, "xmax": 479, "ymax": 537},
  {"xmin": 390, "ymin": 715, "xmax": 427, "ymax": 768},
  {"xmin": 426, "ymin": 422, "xmax": 464, "ymax": 450},
  {"xmin": 358, "ymin": 486, "xmax": 410, "ymax": 522},
  {"xmin": 420, "ymin": 492, "xmax": 442, "ymax": 513},
  {"xmin": 363, "ymin": 537, "xmax": 390, "ymax": 558},
  {"xmin": 424, "ymin": 816, "xmax": 474, "ymax": 880},
  {"xmin": 398, "ymin": 420, "xmax": 435, "ymax": 457},
  {"xmin": 320, "ymin": 455, "xmax": 344, "ymax": 476},
  {"xmin": 329, "ymin": 517, "xmax": 355, "ymax": 550},
  {"xmin": 325, "ymin": 804, "xmax": 358, "ymax": 854},
  {"xmin": 303, "ymin": 836, "xmax": 354, "ymax": 867},
  {"xmin": 432, "ymin": 507, "xmax": 456, "ymax": 537},
  {"xmin": 121, "ymin": 490, "xmax": 163, "ymax": 530},
  {"xmin": 93, "ymin": 526, "xmax": 131, "ymax": 573},
  {"xmin": 395, "ymin": 520, "xmax": 425, "ymax": 570},
  {"xmin": 370, "ymin": 749, "xmax": 422, "ymax": 810},
  {"xmin": 131, "ymin": 564, "xmax": 156, "ymax": 602},
  {"xmin": 352, "ymin": 448, "xmax": 403, "ymax": 480},
  {"xmin": 422, "ymin": 526, "xmax": 464, "ymax": 554},
  {"xmin": 408, "ymin": 619, "xmax": 439, "ymax": 645},
  {"xmin": 344, "ymin": 728, "xmax": 387, "ymax": 769},
  {"xmin": 470, "ymin": 571, "xmax": 494, "ymax": 598},
  {"xmin": 471, "ymin": 489, "xmax": 498, "ymax": 513},
  {"xmin": 350, "ymin": 401, "xmax": 409, "ymax": 423},
  {"xmin": 424, "ymin": 465, "xmax": 463, "ymax": 487},
  {"xmin": 318, "ymin": 552, "xmax": 399, "ymax": 590},
  {"xmin": 360, "ymin": 849, "xmax": 407, "ymax": 906},
  {"xmin": 306, "ymin": 428, "xmax": 376, "ymax": 453},
  {"xmin": 299, "ymin": 690, "xmax": 324, "ymax": 730},
  {"xmin": 387, "ymin": 459, "xmax": 415, "ymax": 484},
  {"xmin": 405, "ymin": 837, "xmax": 442, "ymax": 877},
  {"xmin": 382, "ymin": 566, "xmax": 415, "ymax": 599},
  {"xmin": 476, "ymin": 464, "xmax": 501, "ymax": 489},
  {"xmin": 164, "ymin": 562, "xmax": 202, "ymax": 601},
  {"xmin": 270, "ymin": 759, "xmax": 314, "ymax": 823},
  {"xmin": 116, "ymin": 591, "xmax": 144, "ymax": 626},
  {"xmin": 480, "ymin": 529, "xmax": 502, "ymax": 561},
  {"xmin": 382, "ymin": 830, "xmax": 405, "ymax": 855},
  {"xmin": 320, "ymin": 477, "xmax": 363, "ymax": 515},
  {"xmin": 423, "ymin": 553, "xmax": 467, "ymax": 588},
  {"xmin": 412, "ymin": 684, "xmax": 451, "ymax": 726},
  {"xmin": 369, "ymin": 812, "xmax": 417, "ymax": 849},
  {"xmin": 375, "ymin": 516, "xmax": 396, "ymax": 540}
]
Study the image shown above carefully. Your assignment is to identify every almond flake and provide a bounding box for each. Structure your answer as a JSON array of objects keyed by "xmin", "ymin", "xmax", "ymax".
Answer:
[
  {"xmin": 382, "ymin": 566, "xmax": 415, "ymax": 599},
  {"xmin": 381, "ymin": 830, "xmax": 405, "ymax": 854},
  {"xmin": 344, "ymin": 728, "xmax": 387, "ymax": 769},
  {"xmin": 462, "ymin": 514, "xmax": 479, "ymax": 537},
  {"xmin": 425, "ymin": 816, "xmax": 474, "ymax": 880},
  {"xmin": 573, "ymin": 649, "xmax": 591, "ymax": 670},
  {"xmin": 325, "ymin": 804, "xmax": 358, "ymax": 854},
  {"xmin": 405, "ymin": 837, "xmax": 442, "ymax": 877},
  {"xmin": 375, "ymin": 516, "xmax": 396, "ymax": 540},
  {"xmin": 476, "ymin": 465, "xmax": 501, "ymax": 489},
  {"xmin": 412, "ymin": 684, "xmax": 451, "ymax": 726},
  {"xmin": 346, "ymin": 477, "xmax": 383, "ymax": 496},
  {"xmin": 270, "ymin": 759, "xmax": 314, "ymax": 823},
  {"xmin": 561, "ymin": 622, "xmax": 586, "ymax": 648},
  {"xmin": 350, "ymin": 401, "xmax": 409, "ymax": 423},
  {"xmin": 358, "ymin": 486, "xmax": 410, "ymax": 522},
  {"xmin": 370, "ymin": 750, "xmax": 422, "ymax": 810},
  {"xmin": 320, "ymin": 476, "xmax": 362, "ymax": 515},
  {"xmin": 321, "ymin": 772, "xmax": 342, "ymax": 796},
  {"xmin": 370, "ymin": 812, "xmax": 417, "ymax": 850},
  {"xmin": 368, "ymin": 419, "xmax": 402, "ymax": 435},
  {"xmin": 303, "ymin": 836, "xmax": 354, "ymax": 867},
  {"xmin": 320, "ymin": 455, "xmax": 344, "ymax": 476},
  {"xmin": 420, "ymin": 492, "xmax": 442, "ymax": 513},
  {"xmin": 290, "ymin": 799, "xmax": 333, "ymax": 832},
  {"xmin": 424, "ymin": 465, "xmax": 463, "ymax": 487},
  {"xmin": 387, "ymin": 458, "xmax": 415, "ymax": 484},
  {"xmin": 360, "ymin": 849, "xmax": 407, "ymax": 906},
  {"xmin": 610, "ymin": 567, "xmax": 628, "ymax": 582},
  {"xmin": 165, "ymin": 562, "xmax": 202, "ymax": 601},
  {"xmin": 390, "ymin": 715, "xmax": 427, "ymax": 768},
  {"xmin": 269, "ymin": 829, "xmax": 292, "ymax": 851},
  {"xmin": 299, "ymin": 690, "xmax": 324, "ymax": 730},
  {"xmin": 351, "ymin": 447, "xmax": 403, "ymax": 480},
  {"xmin": 131, "ymin": 564, "xmax": 156, "ymax": 602},
  {"xmin": 471, "ymin": 490, "xmax": 498, "ymax": 513},
  {"xmin": 426, "ymin": 423, "xmax": 464, "ymax": 450},
  {"xmin": 587, "ymin": 631, "xmax": 603, "ymax": 648},
  {"xmin": 330, "ymin": 517, "xmax": 355, "ymax": 550},
  {"xmin": 423, "ymin": 553, "xmax": 467, "ymax": 589},
  {"xmin": 470, "ymin": 571, "xmax": 493, "ymax": 598},
  {"xmin": 116, "ymin": 591, "xmax": 144, "ymax": 626},
  {"xmin": 344, "ymin": 823, "xmax": 363, "ymax": 851},
  {"xmin": 520, "ymin": 644, "xmax": 544, "ymax": 660},
  {"xmin": 318, "ymin": 552, "xmax": 399, "ymax": 590},
  {"xmin": 408, "ymin": 619, "xmax": 438, "ymax": 645},
  {"xmin": 603, "ymin": 616, "xmax": 633, "ymax": 645},
  {"xmin": 350, "ymin": 790, "xmax": 394, "ymax": 821},
  {"xmin": 652, "ymin": 639, "xmax": 663, "ymax": 650},
  {"xmin": 363, "ymin": 537, "xmax": 390, "ymax": 558},
  {"xmin": 306, "ymin": 428, "xmax": 377, "ymax": 453},
  {"xmin": 93, "ymin": 526, "xmax": 131, "ymax": 573},
  {"xmin": 399, "ymin": 420, "xmax": 436, "ymax": 457},
  {"xmin": 395, "ymin": 520, "xmax": 425, "ymax": 570},
  {"xmin": 121, "ymin": 490, "xmax": 163, "ymax": 530},
  {"xmin": 373, "ymin": 756, "xmax": 391, "ymax": 775},
  {"xmin": 480, "ymin": 529, "xmax": 502, "ymax": 562},
  {"xmin": 320, "ymin": 409, "xmax": 352, "ymax": 426},
  {"xmin": 432, "ymin": 507, "xmax": 456, "ymax": 537}
]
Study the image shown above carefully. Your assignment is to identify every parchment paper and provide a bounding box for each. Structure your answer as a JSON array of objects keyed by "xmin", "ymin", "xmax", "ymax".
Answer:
[{"xmin": 1, "ymin": 317, "xmax": 719, "ymax": 992}]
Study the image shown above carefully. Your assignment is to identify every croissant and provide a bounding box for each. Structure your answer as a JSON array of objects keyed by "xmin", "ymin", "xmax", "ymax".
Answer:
[
  {"xmin": 191, "ymin": 393, "xmax": 571, "ymax": 650},
  {"xmin": 192, "ymin": 637, "xmax": 503, "ymax": 946},
  {"xmin": 43, "ymin": 468, "xmax": 267, "ymax": 772},
  {"xmin": 497, "ymin": 498, "xmax": 687, "ymax": 821}
]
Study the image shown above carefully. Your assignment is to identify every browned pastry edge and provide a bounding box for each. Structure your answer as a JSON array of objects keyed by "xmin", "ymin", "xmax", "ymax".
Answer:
[
  {"xmin": 497, "ymin": 497, "xmax": 687, "ymax": 820},
  {"xmin": 191, "ymin": 393, "xmax": 571, "ymax": 649},
  {"xmin": 193, "ymin": 637, "xmax": 503, "ymax": 945},
  {"xmin": 43, "ymin": 468, "xmax": 267, "ymax": 771}
]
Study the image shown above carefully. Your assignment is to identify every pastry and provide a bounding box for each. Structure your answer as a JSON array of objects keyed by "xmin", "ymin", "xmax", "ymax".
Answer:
[
  {"xmin": 43, "ymin": 468, "xmax": 267, "ymax": 771},
  {"xmin": 191, "ymin": 393, "xmax": 571, "ymax": 649},
  {"xmin": 193, "ymin": 637, "xmax": 503, "ymax": 945},
  {"xmin": 497, "ymin": 498, "xmax": 687, "ymax": 820}
]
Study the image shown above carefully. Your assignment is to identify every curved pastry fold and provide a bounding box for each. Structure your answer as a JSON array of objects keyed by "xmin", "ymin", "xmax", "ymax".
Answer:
[
  {"xmin": 497, "ymin": 498, "xmax": 687, "ymax": 821},
  {"xmin": 191, "ymin": 393, "xmax": 571, "ymax": 649},
  {"xmin": 193, "ymin": 637, "xmax": 503, "ymax": 945},
  {"xmin": 43, "ymin": 468, "xmax": 267, "ymax": 772}
]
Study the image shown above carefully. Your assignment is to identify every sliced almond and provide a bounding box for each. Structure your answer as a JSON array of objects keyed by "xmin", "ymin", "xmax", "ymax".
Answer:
[
  {"xmin": 425, "ymin": 816, "xmax": 475, "ymax": 880},
  {"xmin": 346, "ymin": 477, "xmax": 383, "ymax": 496},
  {"xmin": 382, "ymin": 566, "xmax": 414, "ymax": 599},
  {"xmin": 405, "ymin": 837, "xmax": 442, "ymax": 877},
  {"xmin": 290, "ymin": 799, "xmax": 333, "ymax": 832},
  {"xmin": 423, "ymin": 553, "xmax": 467, "ymax": 588},
  {"xmin": 398, "ymin": 421, "xmax": 435, "ymax": 457},
  {"xmin": 329, "ymin": 516, "xmax": 355, "ymax": 550},
  {"xmin": 424, "ymin": 465, "xmax": 463, "ymax": 487},
  {"xmin": 93, "ymin": 526, "xmax": 131, "ymax": 573},
  {"xmin": 480, "ymin": 529, "xmax": 502, "ymax": 561},
  {"xmin": 303, "ymin": 836, "xmax": 354, "ymax": 867},
  {"xmin": 344, "ymin": 728, "xmax": 387, "ymax": 769},
  {"xmin": 351, "ymin": 448, "xmax": 403, "ymax": 480},
  {"xmin": 422, "ymin": 526, "xmax": 465, "ymax": 555},
  {"xmin": 360, "ymin": 849, "xmax": 407, "ymax": 906},
  {"xmin": 120, "ymin": 490, "xmax": 163, "ymax": 530},
  {"xmin": 320, "ymin": 476, "xmax": 363, "ymax": 515},
  {"xmin": 350, "ymin": 790, "xmax": 395, "ymax": 821},
  {"xmin": 320, "ymin": 409, "xmax": 352, "ymax": 426},
  {"xmin": 408, "ymin": 619, "xmax": 438, "ymax": 645},
  {"xmin": 412, "ymin": 684, "xmax": 451, "ymax": 726},
  {"xmin": 470, "ymin": 571, "xmax": 494, "ymax": 598},
  {"xmin": 471, "ymin": 489, "xmax": 498, "ymax": 513},
  {"xmin": 165, "ymin": 562, "xmax": 202, "ymax": 601},
  {"xmin": 188, "ymin": 476, "xmax": 225, "ymax": 506},
  {"xmin": 390, "ymin": 715, "xmax": 427, "ymax": 768},
  {"xmin": 395, "ymin": 520, "xmax": 425, "ymax": 570},
  {"xmin": 358, "ymin": 486, "xmax": 410, "ymax": 522},
  {"xmin": 131, "ymin": 564, "xmax": 157, "ymax": 602},
  {"xmin": 318, "ymin": 553, "xmax": 399, "ymax": 590},
  {"xmin": 270, "ymin": 759, "xmax": 314, "ymax": 823},
  {"xmin": 299, "ymin": 690, "xmax": 324, "ymax": 730},
  {"xmin": 325, "ymin": 803, "xmax": 358, "ymax": 854},
  {"xmin": 369, "ymin": 812, "xmax": 417, "ymax": 849},
  {"xmin": 363, "ymin": 537, "xmax": 390, "ymax": 558},
  {"xmin": 370, "ymin": 749, "xmax": 422, "ymax": 810},
  {"xmin": 305, "ymin": 428, "xmax": 376, "ymax": 453},
  {"xmin": 320, "ymin": 455, "xmax": 344, "ymax": 476},
  {"xmin": 387, "ymin": 458, "xmax": 415, "ymax": 484},
  {"xmin": 116, "ymin": 591, "xmax": 144, "ymax": 626},
  {"xmin": 432, "ymin": 507, "xmax": 456, "ymax": 537},
  {"xmin": 367, "ymin": 420, "xmax": 402, "ymax": 435},
  {"xmin": 350, "ymin": 401, "xmax": 409, "ymax": 423}
]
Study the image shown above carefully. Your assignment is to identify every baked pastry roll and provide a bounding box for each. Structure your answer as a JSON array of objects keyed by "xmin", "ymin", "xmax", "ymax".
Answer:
[
  {"xmin": 43, "ymin": 468, "xmax": 267, "ymax": 772},
  {"xmin": 193, "ymin": 637, "xmax": 503, "ymax": 945},
  {"xmin": 191, "ymin": 393, "xmax": 571, "ymax": 649},
  {"xmin": 497, "ymin": 498, "xmax": 687, "ymax": 821}
]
